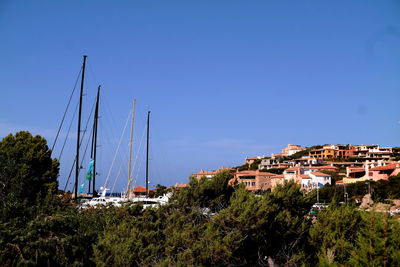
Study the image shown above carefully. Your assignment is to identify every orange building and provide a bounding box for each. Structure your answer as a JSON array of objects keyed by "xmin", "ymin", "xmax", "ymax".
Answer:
[{"xmin": 309, "ymin": 148, "xmax": 335, "ymax": 160}]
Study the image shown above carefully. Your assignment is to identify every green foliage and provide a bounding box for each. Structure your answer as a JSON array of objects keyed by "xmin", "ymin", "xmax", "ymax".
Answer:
[
  {"xmin": 152, "ymin": 184, "xmax": 170, "ymax": 198},
  {"xmin": 310, "ymin": 207, "xmax": 400, "ymax": 266},
  {"xmin": 309, "ymin": 206, "xmax": 363, "ymax": 264},
  {"xmin": 249, "ymin": 158, "xmax": 262, "ymax": 170},
  {"xmin": 93, "ymin": 181, "xmax": 314, "ymax": 266},
  {"xmin": 372, "ymin": 175, "xmax": 400, "ymax": 201},
  {"xmin": 174, "ymin": 170, "xmax": 234, "ymax": 211},
  {"xmin": 319, "ymin": 176, "xmax": 400, "ymax": 204},
  {"xmin": 349, "ymin": 212, "xmax": 400, "ymax": 266},
  {"xmin": 345, "ymin": 156, "xmax": 362, "ymax": 162},
  {"xmin": 318, "ymin": 183, "xmax": 345, "ymax": 203},
  {"xmin": 391, "ymin": 147, "xmax": 400, "ymax": 161},
  {"xmin": 205, "ymin": 182, "xmax": 314, "ymax": 266},
  {"xmin": 2, "ymin": 132, "xmax": 400, "ymax": 266},
  {"xmin": 0, "ymin": 131, "xmax": 59, "ymax": 206},
  {"xmin": 234, "ymin": 163, "xmax": 249, "ymax": 171}
]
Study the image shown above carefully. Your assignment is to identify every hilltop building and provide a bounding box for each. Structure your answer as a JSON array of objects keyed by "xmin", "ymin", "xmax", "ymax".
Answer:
[
  {"xmin": 245, "ymin": 156, "xmax": 263, "ymax": 166},
  {"xmin": 258, "ymin": 158, "xmax": 294, "ymax": 170},
  {"xmin": 272, "ymin": 144, "xmax": 305, "ymax": 159},
  {"xmin": 192, "ymin": 167, "xmax": 234, "ymax": 180},
  {"xmin": 230, "ymin": 170, "xmax": 276, "ymax": 191},
  {"xmin": 191, "ymin": 143, "xmax": 397, "ymax": 191}
]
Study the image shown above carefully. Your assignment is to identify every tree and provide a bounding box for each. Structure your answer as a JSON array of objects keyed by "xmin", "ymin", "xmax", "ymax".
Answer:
[
  {"xmin": 349, "ymin": 212, "xmax": 400, "ymax": 266},
  {"xmin": 153, "ymin": 184, "xmax": 169, "ymax": 197},
  {"xmin": 174, "ymin": 170, "xmax": 234, "ymax": 212},
  {"xmin": 0, "ymin": 131, "xmax": 59, "ymax": 217},
  {"xmin": 309, "ymin": 206, "xmax": 363, "ymax": 265},
  {"xmin": 249, "ymin": 159, "xmax": 262, "ymax": 170},
  {"xmin": 390, "ymin": 147, "xmax": 400, "ymax": 161},
  {"xmin": 204, "ymin": 182, "xmax": 314, "ymax": 266}
]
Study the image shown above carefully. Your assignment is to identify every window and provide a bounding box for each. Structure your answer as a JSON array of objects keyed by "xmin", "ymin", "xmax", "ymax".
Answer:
[{"xmin": 252, "ymin": 182, "xmax": 256, "ymax": 186}]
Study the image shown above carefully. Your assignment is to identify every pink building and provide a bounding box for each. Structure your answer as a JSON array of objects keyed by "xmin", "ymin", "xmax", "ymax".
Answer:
[
  {"xmin": 230, "ymin": 170, "xmax": 276, "ymax": 191},
  {"xmin": 368, "ymin": 163, "xmax": 400, "ymax": 181}
]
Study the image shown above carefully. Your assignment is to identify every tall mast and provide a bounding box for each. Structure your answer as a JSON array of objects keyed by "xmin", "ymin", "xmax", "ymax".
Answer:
[
  {"xmin": 89, "ymin": 124, "xmax": 94, "ymax": 194},
  {"xmin": 92, "ymin": 86, "xmax": 100, "ymax": 195},
  {"xmin": 126, "ymin": 99, "xmax": 136, "ymax": 198},
  {"xmin": 146, "ymin": 111, "xmax": 150, "ymax": 197},
  {"xmin": 75, "ymin": 55, "xmax": 87, "ymax": 201}
]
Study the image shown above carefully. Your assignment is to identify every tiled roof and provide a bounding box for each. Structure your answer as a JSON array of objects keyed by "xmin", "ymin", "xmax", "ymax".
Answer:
[
  {"xmin": 246, "ymin": 156, "xmax": 260, "ymax": 160},
  {"xmin": 300, "ymin": 174, "xmax": 311, "ymax": 179},
  {"xmin": 349, "ymin": 168, "xmax": 365, "ymax": 172},
  {"xmin": 236, "ymin": 170, "xmax": 259, "ymax": 175},
  {"xmin": 285, "ymin": 167, "xmax": 301, "ymax": 172},
  {"xmin": 370, "ymin": 163, "xmax": 400, "ymax": 171},
  {"xmin": 132, "ymin": 186, "xmax": 147, "ymax": 192},
  {"xmin": 312, "ymin": 171, "xmax": 331, "ymax": 177},
  {"xmin": 312, "ymin": 166, "xmax": 339, "ymax": 171}
]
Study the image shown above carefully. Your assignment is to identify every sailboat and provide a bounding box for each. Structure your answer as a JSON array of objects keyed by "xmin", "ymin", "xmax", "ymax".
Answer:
[
  {"xmin": 81, "ymin": 103, "xmax": 170, "ymax": 209},
  {"xmin": 127, "ymin": 110, "xmax": 171, "ymax": 208}
]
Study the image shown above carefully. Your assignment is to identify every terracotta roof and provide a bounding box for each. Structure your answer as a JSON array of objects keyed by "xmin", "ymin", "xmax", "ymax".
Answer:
[
  {"xmin": 370, "ymin": 163, "xmax": 400, "ymax": 171},
  {"xmin": 349, "ymin": 168, "xmax": 365, "ymax": 172},
  {"xmin": 336, "ymin": 180, "xmax": 344, "ymax": 184},
  {"xmin": 246, "ymin": 156, "xmax": 260, "ymax": 160},
  {"xmin": 236, "ymin": 170, "xmax": 259, "ymax": 175},
  {"xmin": 285, "ymin": 167, "xmax": 301, "ymax": 172},
  {"xmin": 300, "ymin": 174, "xmax": 311, "ymax": 179},
  {"xmin": 312, "ymin": 166, "xmax": 339, "ymax": 171},
  {"xmin": 132, "ymin": 186, "xmax": 147, "ymax": 192},
  {"xmin": 312, "ymin": 171, "xmax": 331, "ymax": 177},
  {"xmin": 272, "ymin": 174, "xmax": 284, "ymax": 178}
]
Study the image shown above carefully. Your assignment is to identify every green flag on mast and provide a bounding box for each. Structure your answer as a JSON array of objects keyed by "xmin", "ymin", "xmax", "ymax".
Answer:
[{"xmin": 86, "ymin": 158, "xmax": 94, "ymax": 181}]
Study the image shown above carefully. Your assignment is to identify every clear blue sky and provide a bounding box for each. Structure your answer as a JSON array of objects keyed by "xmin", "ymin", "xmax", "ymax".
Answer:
[{"xmin": 1, "ymin": 1, "xmax": 399, "ymax": 190}]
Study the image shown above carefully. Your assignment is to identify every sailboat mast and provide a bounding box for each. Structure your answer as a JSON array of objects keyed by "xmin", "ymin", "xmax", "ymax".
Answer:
[
  {"xmin": 89, "ymin": 125, "xmax": 94, "ymax": 194},
  {"xmin": 75, "ymin": 55, "xmax": 87, "ymax": 201},
  {"xmin": 146, "ymin": 111, "xmax": 150, "ymax": 196},
  {"xmin": 126, "ymin": 99, "xmax": 136, "ymax": 198},
  {"xmin": 92, "ymin": 86, "xmax": 100, "ymax": 195}
]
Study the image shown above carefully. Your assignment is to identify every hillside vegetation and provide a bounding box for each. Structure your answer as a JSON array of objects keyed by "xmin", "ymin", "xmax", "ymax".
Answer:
[{"xmin": 1, "ymin": 132, "xmax": 400, "ymax": 266}]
